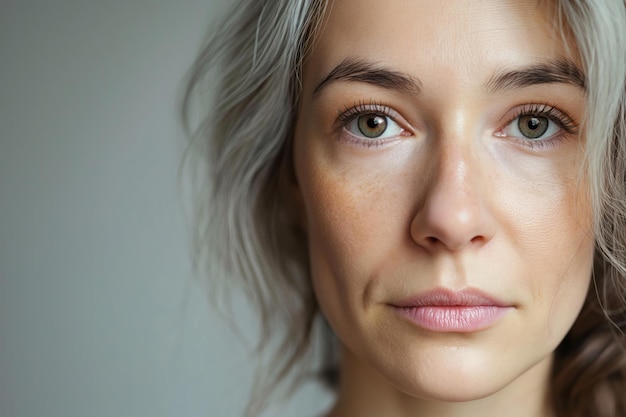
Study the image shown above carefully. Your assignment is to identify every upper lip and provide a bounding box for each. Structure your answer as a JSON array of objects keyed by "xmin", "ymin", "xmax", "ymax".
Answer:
[{"xmin": 390, "ymin": 287, "xmax": 510, "ymax": 308}]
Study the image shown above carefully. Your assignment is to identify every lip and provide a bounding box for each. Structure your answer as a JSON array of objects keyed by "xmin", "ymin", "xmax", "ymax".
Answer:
[{"xmin": 389, "ymin": 288, "xmax": 513, "ymax": 332}]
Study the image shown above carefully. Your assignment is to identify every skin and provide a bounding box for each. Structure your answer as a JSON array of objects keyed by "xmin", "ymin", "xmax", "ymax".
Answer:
[{"xmin": 291, "ymin": 1, "xmax": 595, "ymax": 416}]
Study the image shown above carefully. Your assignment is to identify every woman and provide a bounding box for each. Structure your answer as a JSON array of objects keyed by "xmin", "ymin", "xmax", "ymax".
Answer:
[{"xmin": 183, "ymin": 1, "xmax": 626, "ymax": 416}]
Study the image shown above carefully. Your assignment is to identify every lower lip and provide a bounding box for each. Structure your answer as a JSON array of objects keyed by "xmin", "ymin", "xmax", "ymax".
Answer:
[{"xmin": 393, "ymin": 306, "xmax": 511, "ymax": 332}]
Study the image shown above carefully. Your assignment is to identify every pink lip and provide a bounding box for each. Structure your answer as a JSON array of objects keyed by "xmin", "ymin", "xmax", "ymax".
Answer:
[{"xmin": 390, "ymin": 288, "xmax": 513, "ymax": 332}]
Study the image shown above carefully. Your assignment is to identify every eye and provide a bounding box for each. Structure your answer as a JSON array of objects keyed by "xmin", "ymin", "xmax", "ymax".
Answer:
[
  {"xmin": 497, "ymin": 104, "xmax": 576, "ymax": 143},
  {"xmin": 505, "ymin": 114, "xmax": 559, "ymax": 140},
  {"xmin": 346, "ymin": 113, "xmax": 404, "ymax": 139}
]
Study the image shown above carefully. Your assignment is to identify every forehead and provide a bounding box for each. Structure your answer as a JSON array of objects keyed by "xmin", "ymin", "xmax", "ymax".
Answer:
[{"xmin": 305, "ymin": 0, "xmax": 577, "ymax": 90}]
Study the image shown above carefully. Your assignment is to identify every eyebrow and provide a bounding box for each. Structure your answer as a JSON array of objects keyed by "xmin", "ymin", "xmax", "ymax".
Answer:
[
  {"xmin": 312, "ymin": 57, "xmax": 422, "ymax": 97},
  {"xmin": 312, "ymin": 57, "xmax": 586, "ymax": 98},
  {"xmin": 484, "ymin": 59, "xmax": 586, "ymax": 93}
]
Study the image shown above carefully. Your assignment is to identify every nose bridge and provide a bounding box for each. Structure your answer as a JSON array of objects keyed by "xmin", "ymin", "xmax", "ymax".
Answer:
[
  {"xmin": 411, "ymin": 129, "xmax": 493, "ymax": 251},
  {"xmin": 434, "ymin": 139, "xmax": 475, "ymax": 214}
]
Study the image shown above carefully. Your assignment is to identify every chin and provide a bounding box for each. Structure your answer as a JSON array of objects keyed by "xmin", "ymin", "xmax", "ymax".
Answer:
[
  {"xmin": 397, "ymin": 374, "xmax": 508, "ymax": 403},
  {"xmin": 388, "ymin": 360, "xmax": 509, "ymax": 402},
  {"xmin": 352, "ymin": 337, "xmax": 553, "ymax": 406}
]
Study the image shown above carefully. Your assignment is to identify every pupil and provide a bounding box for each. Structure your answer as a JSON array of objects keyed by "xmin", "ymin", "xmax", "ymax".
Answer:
[
  {"xmin": 518, "ymin": 115, "xmax": 548, "ymax": 139},
  {"xmin": 527, "ymin": 118, "xmax": 540, "ymax": 130},
  {"xmin": 358, "ymin": 114, "xmax": 387, "ymax": 138}
]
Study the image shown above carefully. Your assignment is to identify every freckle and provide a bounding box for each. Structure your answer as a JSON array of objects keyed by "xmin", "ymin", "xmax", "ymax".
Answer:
[{"xmin": 358, "ymin": 178, "xmax": 380, "ymax": 197}]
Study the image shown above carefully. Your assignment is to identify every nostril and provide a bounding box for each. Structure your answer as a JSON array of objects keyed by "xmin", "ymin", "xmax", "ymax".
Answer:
[
  {"xmin": 470, "ymin": 235, "xmax": 486, "ymax": 245},
  {"xmin": 420, "ymin": 234, "xmax": 486, "ymax": 250},
  {"xmin": 410, "ymin": 197, "xmax": 495, "ymax": 251}
]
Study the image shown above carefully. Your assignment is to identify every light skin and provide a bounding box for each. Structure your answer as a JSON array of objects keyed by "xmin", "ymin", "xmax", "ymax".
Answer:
[{"xmin": 291, "ymin": 0, "xmax": 595, "ymax": 417}]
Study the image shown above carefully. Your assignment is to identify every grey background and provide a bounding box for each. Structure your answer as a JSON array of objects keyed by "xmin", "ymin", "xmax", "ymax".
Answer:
[{"xmin": 0, "ymin": 1, "xmax": 331, "ymax": 416}]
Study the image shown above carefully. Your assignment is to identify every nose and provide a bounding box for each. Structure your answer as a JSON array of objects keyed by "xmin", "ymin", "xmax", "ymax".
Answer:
[{"xmin": 410, "ymin": 141, "xmax": 495, "ymax": 252}]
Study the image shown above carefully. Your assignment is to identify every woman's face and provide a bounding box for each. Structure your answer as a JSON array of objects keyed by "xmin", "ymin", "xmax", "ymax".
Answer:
[{"xmin": 293, "ymin": 0, "xmax": 594, "ymax": 404}]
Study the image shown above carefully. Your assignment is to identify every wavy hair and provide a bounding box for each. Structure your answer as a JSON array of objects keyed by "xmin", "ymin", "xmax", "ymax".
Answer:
[
  {"xmin": 552, "ymin": 2, "xmax": 626, "ymax": 416},
  {"xmin": 182, "ymin": 1, "xmax": 626, "ymax": 416}
]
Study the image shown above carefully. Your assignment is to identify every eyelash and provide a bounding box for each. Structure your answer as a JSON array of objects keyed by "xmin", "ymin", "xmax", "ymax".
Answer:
[
  {"xmin": 500, "ymin": 103, "xmax": 579, "ymax": 150},
  {"xmin": 335, "ymin": 101, "xmax": 579, "ymax": 149},
  {"xmin": 335, "ymin": 100, "xmax": 403, "ymax": 148}
]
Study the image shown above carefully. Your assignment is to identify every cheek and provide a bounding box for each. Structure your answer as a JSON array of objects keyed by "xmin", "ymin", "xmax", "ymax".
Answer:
[
  {"xmin": 539, "ymin": 190, "xmax": 594, "ymax": 339},
  {"xmin": 501, "ymin": 161, "xmax": 594, "ymax": 339},
  {"xmin": 299, "ymin": 157, "xmax": 400, "ymax": 320},
  {"xmin": 535, "ymin": 239, "xmax": 593, "ymax": 354},
  {"xmin": 293, "ymin": 129, "xmax": 426, "ymax": 341}
]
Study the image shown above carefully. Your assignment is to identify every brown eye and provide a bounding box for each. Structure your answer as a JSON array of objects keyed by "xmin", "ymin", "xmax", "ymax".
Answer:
[
  {"xmin": 357, "ymin": 114, "xmax": 388, "ymax": 138},
  {"xmin": 518, "ymin": 115, "xmax": 549, "ymax": 139}
]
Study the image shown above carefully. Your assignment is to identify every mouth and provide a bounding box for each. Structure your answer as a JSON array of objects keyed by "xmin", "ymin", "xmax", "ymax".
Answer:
[{"xmin": 389, "ymin": 288, "xmax": 513, "ymax": 333}]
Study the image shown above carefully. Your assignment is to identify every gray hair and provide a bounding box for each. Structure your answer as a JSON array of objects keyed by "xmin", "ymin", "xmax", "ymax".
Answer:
[
  {"xmin": 182, "ymin": 0, "xmax": 328, "ymax": 415},
  {"xmin": 182, "ymin": 1, "xmax": 626, "ymax": 416},
  {"xmin": 560, "ymin": 0, "xmax": 626, "ymax": 313}
]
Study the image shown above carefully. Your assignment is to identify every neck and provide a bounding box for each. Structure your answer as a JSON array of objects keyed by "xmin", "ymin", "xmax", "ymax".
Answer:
[{"xmin": 325, "ymin": 347, "xmax": 555, "ymax": 417}]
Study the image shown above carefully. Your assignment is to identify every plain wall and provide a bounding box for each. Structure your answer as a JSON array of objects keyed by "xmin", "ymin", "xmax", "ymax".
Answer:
[{"xmin": 0, "ymin": 1, "xmax": 331, "ymax": 416}]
